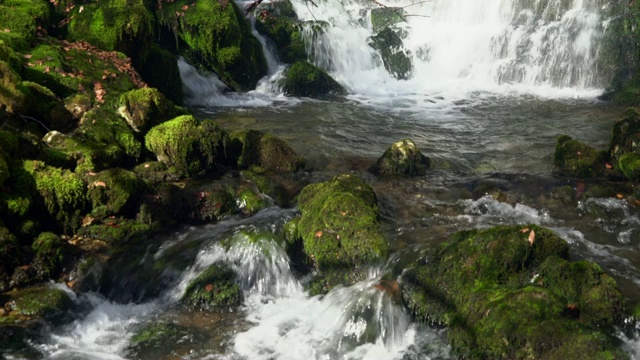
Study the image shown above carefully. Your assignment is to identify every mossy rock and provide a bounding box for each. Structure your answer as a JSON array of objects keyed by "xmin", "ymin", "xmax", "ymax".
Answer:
[
  {"xmin": 369, "ymin": 27, "xmax": 413, "ymax": 80},
  {"xmin": 0, "ymin": 3, "xmax": 37, "ymax": 51},
  {"xmin": 296, "ymin": 174, "xmax": 388, "ymax": 271},
  {"xmin": 370, "ymin": 139, "xmax": 430, "ymax": 176},
  {"xmin": 157, "ymin": 0, "xmax": 267, "ymax": 91},
  {"xmin": 18, "ymin": 81, "xmax": 69, "ymax": 132},
  {"xmin": 0, "ymin": 60, "xmax": 25, "ymax": 114},
  {"xmin": 619, "ymin": 151, "xmax": 640, "ymax": 181},
  {"xmin": 138, "ymin": 44, "xmax": 184, "ymax": 105},
  {"xmin": 282, "ymin": 61, "xmax": 345, "ymax": 97},
  {"xmin": 23, "ymin": 160, "xmax": 87, "ymax": 233},
  {"xmin": 66, "ymin": 0, "xmax": 153, "ymax": 66},
  {"xmin": 239, "ymin": 170, "xmax": 297, "ymax": 208},
  {"xmin": 145, "ymin": 116, "xmax": 229, "ymax": 178},
  {"xmin": 132, "ymin": 161, "xmax": 179, "ymax": 184},
  {"xmin": 77, "ymin": 217, "xmax": 152, "ymax": 245},
  {"xmin": 554, "ymin": 135, "xmax": 606, "ymax": 177},
  {"xmin": 235, "ymin": 183, "xmax": 271, "ymax": 216},
  {"xmin": 31, "ymin": 232, "xmax": 65, "ymax": 281},
  {"xmin": 185, "ymin": 182, "xmax": 237, "ymax": 222},
  {"xmin": 117, "ymin": 87, "xmax": 183, "ymax": 134},
  {"xmin": 610, "ymin": 109, "xmax": 640, "ymax": 169},
  {"xmin": 400, "ymin": 225, "xmax": 625, "ymax": 359},
  {"xmin": 136, "ymin": 182, "xmax": 188, "ymax": 226},
  {"xmin": 0, "ymin": 227, "xmax": 19, "ymax": 292},
  {"xmin": 254, "ymin": 0, "xmax": 307, "ymax": 63},
  {"xmin": 127, "ymin": 322, "xmax": 208, "ymax": 359},
  {"xmin": 4, "ymin": 286, "xmax": 73, "ymax": 323},
  {"xmin": 181, "ymin": 263, "xmax": 242, "ymax": 310},
  {"xmin": 43, "ymin": 130, "xmax": 126, "ymax": 173},
  {"xmin": 370, "ymin": 7, "xmax": 405, "ymax": 33},
  {"xmin": 86, "ymin": 168, "xmax": 144, "ymax": 219},
  {"xmin": 228, "ymin": 129, "xmax": 305, "ymax": 173}
]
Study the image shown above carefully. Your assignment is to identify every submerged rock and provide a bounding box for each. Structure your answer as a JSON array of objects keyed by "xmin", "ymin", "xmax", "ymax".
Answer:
[
  {"xmin": 295, "ymin": 174, "xmax": 388, "ymax": 287},
  {"xmin": 282, "ymin": 61, "xmax": 346, "ymax": 98},
  {"xmin": 181, "ymin": 263, "xmax": 242, "ymax": 310},
  {"xmin": 401, "ymin": 224, "xmax": 625, "ymax": 359},
  {"xmin": 370, "ymin": 139, "xmax": 431, "ymax": 176},
  {"xmin": 228, "ymin": 129, "xmax": 306, "ymax": 173}
]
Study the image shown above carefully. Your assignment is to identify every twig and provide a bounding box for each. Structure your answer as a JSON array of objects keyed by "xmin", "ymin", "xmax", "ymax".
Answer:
[
  {"xmin": 401, "ymin": 1, "xmax": 431, "ymax": 8},
  {"xmin": 19, "ymin": 114, "xmax": 51, "ymax": 132}
]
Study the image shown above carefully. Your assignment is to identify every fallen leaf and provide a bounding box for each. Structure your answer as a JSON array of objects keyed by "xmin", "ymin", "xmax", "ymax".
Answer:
[
  {"xmin": 528, "ymin": 230, "xmax": 535, "ymax": 245},
  {"xmin": 340, "ymin": 211, "xmax": 347, "ymax": 216},
  {"xmin": 605, "ymin": 163, "xmax": 612, "ymax": 169},
  {"xmin": 144, "ymin": 163, "xmax": 151, "ymax": 168},
  {"xmin": 182, "ymin": 4, "xmax": 189, "ymax": 10},
  {"xmin": 86, "ymin": 171, "xmax": 98, "ymax": 176},
  {"xmin": 82, "ymin": 216, "xmax": 95, "ymax": 227},
  {"xmin": 23, "ymin": 54, "xmax": 32, "ymax": 59},
  {"xmin": 94, "ymin": 181, "xmax": 106, "ymax": 187},
  {"xmin": 315, "ymin": 230, "xmax": 323, "ymax": 237},
  {"xmin": 2, "ymin": 29, "xmax": 10, "ymax": 33},
  {"xmin": 520, "ymin": 227, "xmax": 529, "ymax": 233},
  {"xmin": 616, "ymin": 194, "xmax": 624, "ymax": 199},
  {"xmin": 205, "ymin": 284, "xmax": 214, "ymax": 292},
  {"xmin": 79, "ymin": 5, "xmax": 84, "ymax": 13}
]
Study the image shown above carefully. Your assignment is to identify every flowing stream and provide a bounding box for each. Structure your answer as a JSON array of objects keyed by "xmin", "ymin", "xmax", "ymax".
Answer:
[{"xmin": 11, "ymin": 0, "xmax": 640, "ymax": 359}]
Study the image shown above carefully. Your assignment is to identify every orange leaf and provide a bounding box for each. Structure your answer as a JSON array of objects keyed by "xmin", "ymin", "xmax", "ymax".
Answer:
[
  {"xmin": 528, "ymin": 230, "xmax": 535, "ymax": 245},
  {"xmin": 315, "ymin": 230, "xmax": 323, "ymax": 237}
]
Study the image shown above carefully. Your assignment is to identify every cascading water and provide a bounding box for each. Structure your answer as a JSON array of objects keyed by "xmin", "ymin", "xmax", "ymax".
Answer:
[{"xmin": 292, "ymin": 0, "xmax": 609, "ymax": 100}]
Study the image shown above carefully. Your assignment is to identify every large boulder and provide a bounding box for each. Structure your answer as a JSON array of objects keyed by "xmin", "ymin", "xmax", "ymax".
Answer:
[
  {"xmin": 370, "ymin": 139, "xmax": 430, "ymax": 176},
  {"xmin": 145, "ymin": 115, "xmax": 229, "ymax": 178},
  {"xmin": 282, "ymin": 61, "xmax": 345, "ymax": 98},
  {"xmin": 228, "ymin": 129, "xmax": 305, "ymax": 173},
  {"xmin": 157, "ymin": 0, "xmax": 267, "ymax": 91},
  {"xmin": 65, "ymin": 0, "xmax": 154, "ymax": 66},
  {"xmin": 296, "ymin": 174, "xmax": 388, "ymax": 271},
  {"xmin": 401, "ymin": 225, "xmax": 625, "ymax": 359},
  {"xmin": 370, "ymin": 7, "xmax": 405, "ymax": 33}
]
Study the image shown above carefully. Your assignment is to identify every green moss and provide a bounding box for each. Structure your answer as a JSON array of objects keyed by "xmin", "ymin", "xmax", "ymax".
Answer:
[
  {"xmin": 370, "ymin": 7, "xmax": 405, "ymax": 33},
  {"xmin": 77, "ymin": 217, "xmax": 152, "ymax": 245},
  {"xmin": 116, "ymin": 87, "xmax": 182, "ymax": 134},
  {"xmin": 158, "ymin": 0, "xmax": 267, "ymax": 91},
  {"xmin": 67, "ymin": 0, "xmax": 153, "ymax": 65},
  {"xmin": 31, "ymin": 232, "xmax": 65, "ymax": 280},
  {"xmin": 0, "ymin": 4, "xmax": 37, "ymax": 51},
  {"xmin": 371, "ymin": 139, "xmax": 430, "ymax": 176},
  {"xmin": 127, "ymin": 322, "xmax": 207, "ymax": 358},
  {"xmin": 145, "ymin": 116, "xmax": 229, "ymax": 178},
  {"xmin": 283, "ymin": 61, "xmax": 345, "ymax": 97},
  {"xmin": 181, "ymin": 263, "xmax": 242, "ymax": 310},
  {"xmin": 236, "ymin": 183, "xmax": 270, "ymax": 216},
  {"xmin": 619, "ymin": 152, "xmax": 640, "ymax": 181},
  {"xmin": 610, "ymin": 109, "xmax": 640, "ymax": 170},
  {"xmin": 86, "ymin": 168, "xmax": 144, "ymax": 219},
  {"xmin": 6, "ymin": 286, "xmax": 73, "ymax": 322},
  {"xmin": 228, "ymin": 130, "xmax": 305, "ymax": 173},
  {"xmin": 554, "ymin": 135, "xmax": 606, "ymax": 177},
  {"xmin": 79, "ymin": 106, "xmax": 142, "ymax": 165},
  {"xmin": 138, "ymin": 45, "xmax": 184, "ymax": 105},
  {"xmin": 0, "ymin": 60, "xmax": 25, "ymax": 114},
  {"xmin": 254, "ymin": 1, "xmax": 307, "ymax": 63},
  {"xmin": 43, "ymin": 130, "xmax": 126, "ymax": 173},
  {"xmin": 296, "ymin": 174, "xmax": 388, "ymax": 271},
  {"xmin": 0, "ymin": 150, "xmax": 8, "ymax": 186},
  {"xmin": 23, "ymin": 160, "xmax": 87, "ymax": 233},
  {"xmin": 0, "ymin": 227, "xmax": 19, "ymax": 291}
]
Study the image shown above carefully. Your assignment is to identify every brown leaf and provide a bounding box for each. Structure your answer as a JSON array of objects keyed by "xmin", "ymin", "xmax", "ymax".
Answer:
[
  {"xmin": 605, "ymin": 163, "xmax": 612, "ymax": 169},
  {"xmin": 182, "ymin": 4, "xmax": 189, "ymax": 10},
  {"xmin": 94, "ymin": 181, "xmax": 106, "ymax": 187},
  {"xmin": 616, "ymin": 194, "xmax": 624, "ymax": 199},
  {"xmin": 315, "ymin": 230, "xmax": 323, "ymax": 237},
  {"xmin": 23, "ymin": 54, "xmax": 32, "ymax": 59},
  {"xmin": 528, "ymin": 230, "xmax": 535, "ymax": 245},
  {"xmin": 205, "ymin": 284, "xmax": 214, "ymax": 292},
  {"xmin": 520, "ymin": 227, "xmax": 529, "ymax": 233}
]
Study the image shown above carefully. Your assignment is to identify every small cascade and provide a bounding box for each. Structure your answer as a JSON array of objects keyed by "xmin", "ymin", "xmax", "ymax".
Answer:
[{"xmin": 290, "ymin": 0, "xmax": 609, "ymax": 99}]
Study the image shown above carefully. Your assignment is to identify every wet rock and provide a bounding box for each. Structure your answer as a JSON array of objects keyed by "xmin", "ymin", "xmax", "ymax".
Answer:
[
  {"xmin": 136, "ymin": 182, "xmax": 188, "ymax": 226},
  {"xmin": 185, "ymin": 183, "xmax": 237, "ymax": 222},
  {"xmin": 132, "ymin": 161, "xmax": 180, "ymax": 184},
  {"xmin": 77, "ymin": 217, "xmax": 152, "ymax": 245},
  {"xmin": 401, "ymin": 224, "xmax": 625, "ymax": 359},
  {"xmin": 370, "ymin": 27, "xmax": 413, "ymax": 80},
  {"xmin": 554, "ymin": 135, "xmax": 606, "ymax": 177},
  {"xmin": 86, "ymin": 168, "xmax": 145, "ymax": 220},
  {"xmin": 370, "ymin": 139, "xmax": 430, "ymax": 176},
  {"xmin": 156, "ymin": 0, "xmax": 267, "ymax": 91},
  {"xmin": 254, "ymin": 0, "xmax": 307, "ymax": 63},
  {"xmin": 145, "ymin": 116, "xmax": 229, "ymax": 178},
  {"xmin": 31, "ymin": 232, "xmax": 65, "ymax": 281},
  {"xmin": 282, "ymin": 61, "xmax": 346, "ymax": 98},
  {"xmin": 2, "ymin": 286, "xmax": 74, "ymax": 324},
  {"xmin": 127, "ymin": 322, "xmax": 208, "ymax": 359},
  {"xmin": 235, "ymin": 182, "xmax": 271, "ymax": 216},
  {"xmin": 181, "ymin": 263, "xmax": 242, "ymax": 310},
  {"xmin": 65, "ymin": 0, "xmax": 153, "ymax": 66},
  {"xmin": 43, "ymin": 130, "xmax": 125, "ymax": 173},
  {"xmin": 228, "ymin": 129, "xmax": 306, "ymax": 173},
  {"xmin": 296, "ymin": 174, "xmax": 388, "ymax": 279},
  {"xmin": 0, "ymin": 227, "xmax": 19, "ymax": 292},
  {"xmin": 117, "ymin": 88, "xmax": 183, "ymax": 134}
]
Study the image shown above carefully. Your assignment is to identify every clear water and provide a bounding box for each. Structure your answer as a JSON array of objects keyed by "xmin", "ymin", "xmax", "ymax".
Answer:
[{"xmin": 11, "ymin": 0, "xmax": 640, "ymax": 359}]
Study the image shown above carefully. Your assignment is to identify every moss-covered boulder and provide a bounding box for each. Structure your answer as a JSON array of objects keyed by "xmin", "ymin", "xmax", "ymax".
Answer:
[
  {"xmin": 31, "ymin": 232, "xmax": 65, "ymax": 281},
  {"xmin": 296, "ymin": 174, "xmax": 388, "ymax": 277},
  {"xmin": 0, "ymin": 1, "xmax": 46, "ymax": 51},
  {"xmin": 235, "ymin": 182, "xmax": 271, "ymax": 216},
  {"xmin": 619, "ymin": 151, "xmax": 640, "ymax": 181},
  {"xmin": 2, "ymin": 286, "xmax": 73, "ymax": 324},
  {"xmin": 0, "ymin": 227, "xmax": 19, "ymax": 292},
  {"xmin": 370, "ymin": 139, "xmax": 430, "ymax": 176},
  {"xmin": 117, "ymin": 88, "xmax": 183, "ymax": 134},
  {"xmin": 43, "ymin": 130, "xmax": 125, "ymax": 173},
  {"xmin": 370, "ymin": 27, "xmax": 413, "ymax": 80},
  {"xmin": 228, "ymin": 129, "xmax": 305, "ymax": 173},
  {"xmin": 23, "ymin": 160, "xmax": 87, "ymax": 233},
  {"xmin": 554, "ymin": 135, "xmax": 607, "ymax": 177},
  {"xmin": 138, "ymin": 45, "xmax": 184, "ymax": 105},
  {"xmin": 401, "ymin": 225, "xmax": 625, "ymax": 359},
  {"xmin": 282, "ymin": 61, "xmax": 345, "ymax": 97},
  {"xmin": 185, "ymin": 183, "xmax": 237, "ymax": 222},
  {"xmin": 65, "ymin": 0, "xmax": 153, "ymax": 66},
  {"xmin": 86, "ymin": 168, "xmax": 144, "ymax": 220},
  {"xmin": 157, "ymin": 0, "xmax": 267, "ymax": 91},
  {"xmin": 145, "ymin": 116, "xmax": 229, "ymax": 178},
  {"xmin": 181, "ymin": 263, "xmax": 242, "ymax": 310},
  {"xmin": 254, "ymin": 0, "xmax": 307, "ymax": 63}
]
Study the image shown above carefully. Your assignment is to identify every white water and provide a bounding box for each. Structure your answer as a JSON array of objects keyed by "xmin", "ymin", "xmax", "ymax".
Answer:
[{"xmin": 292, "ymin": 0, "xmax": 608, "ymax": 102}]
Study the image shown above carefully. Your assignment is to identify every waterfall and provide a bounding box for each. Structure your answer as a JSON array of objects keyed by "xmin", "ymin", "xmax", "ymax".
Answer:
[{"xmin": 290, "ymin": 0, "xmax": 609, "ymax": 99}]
